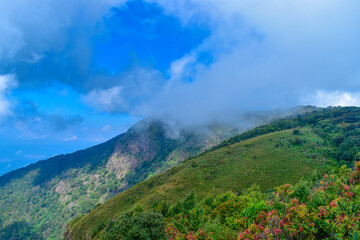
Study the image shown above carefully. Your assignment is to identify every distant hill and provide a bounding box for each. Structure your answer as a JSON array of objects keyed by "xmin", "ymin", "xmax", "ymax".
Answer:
[{"xmin": 67, "ymin": 107, "xmax": 360, "ymax": 239}]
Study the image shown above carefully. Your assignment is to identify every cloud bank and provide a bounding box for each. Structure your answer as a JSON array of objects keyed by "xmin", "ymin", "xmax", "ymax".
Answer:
[
  {"xmin": 136, "ymin": 0, "xmax": 360, "ymax": 126},
  {"xmin": 1, "ymin": 0, "xmax": 360, "ymax": 128}
]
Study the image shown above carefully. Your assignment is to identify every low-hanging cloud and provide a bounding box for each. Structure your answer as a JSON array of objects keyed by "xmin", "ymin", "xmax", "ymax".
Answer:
[{"xmin": 135, "ymin": 0, "xmax": 360, "ymax": 126}]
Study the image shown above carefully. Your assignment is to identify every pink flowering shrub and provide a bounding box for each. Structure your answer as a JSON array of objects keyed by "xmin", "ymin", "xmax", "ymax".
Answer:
[{"xmin": 165, "ymin": 163, "xmax": 360, "ymax": 239}]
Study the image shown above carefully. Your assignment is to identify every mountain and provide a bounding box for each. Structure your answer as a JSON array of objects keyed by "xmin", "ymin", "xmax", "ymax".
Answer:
[
  {"xmin": 66, "ymin": 107, "xmax": 360, "ymax": 239},
  {"xmin": 0, "ymin": 117, "xmax": 250, "ymax": 239},
  {"xmin": 0, "ymin": 107, "xmax": 316, "ymax": 239}
]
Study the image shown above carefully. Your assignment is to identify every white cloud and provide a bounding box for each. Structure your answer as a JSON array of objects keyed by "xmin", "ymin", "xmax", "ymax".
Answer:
[
  {"xmin": 84, "ymin": 86, "xmax": 124, "ymax": 112},
  {"xmin": 2, "ymin": 0, "xmax": 360, "ymax": 126},
  {"xmin": 140, "ymin": 0, "xmax": 360, "ymax": 126},
  {"xmin": 0, "ymin": 74, "xmax": 17, "ymax": 119},
  {"xmin": 302, "ymin": 90, "xmax": 360, "ymax": 107},
  {"xmin": 169, "ymin": 54, "xmax": 196, "ymax": 81},
  {"xmin": 83, "ymin": 68, "xmax": 164, "ymax": 114},
  {"xmin": 63, "ymin": 135, "xmax": 77, "ymax": 141}
]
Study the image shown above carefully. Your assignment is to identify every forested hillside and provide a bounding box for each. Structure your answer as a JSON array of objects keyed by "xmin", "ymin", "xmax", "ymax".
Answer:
[
  {"xmin": 68, "ymin": 107, "xmax": 360, "ymax": 239},
  {"xmin": 0, "ymin": 118, "xmax": 244, "ymax": 239}
]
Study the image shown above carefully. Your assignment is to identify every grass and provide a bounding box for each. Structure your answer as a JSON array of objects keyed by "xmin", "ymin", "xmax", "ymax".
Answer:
[{"xmin": 68, "ymin": 127, "xmax": 332, "ymax": 239}]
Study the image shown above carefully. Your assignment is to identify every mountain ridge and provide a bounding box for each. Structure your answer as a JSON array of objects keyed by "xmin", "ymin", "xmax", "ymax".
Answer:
[
  {"xmin": 67, "ymin": 127, "xmax": 331, "ymax": 239},
  {"xmin": 0, "ymin": 117, "xmax": 245, "ymax": 239},
  {"xmin": 0, "ymin": 107, "xmax": 315, "ymax": 239},
  {"xmin": 67, "ymin": 106, "xmax": 360, "ymax": 239}
]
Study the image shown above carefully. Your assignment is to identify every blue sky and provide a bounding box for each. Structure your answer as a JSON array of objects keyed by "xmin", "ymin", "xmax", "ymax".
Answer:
[{"xmin": 1, "ymin": 0, "xmax": 360, "ymax": 175}]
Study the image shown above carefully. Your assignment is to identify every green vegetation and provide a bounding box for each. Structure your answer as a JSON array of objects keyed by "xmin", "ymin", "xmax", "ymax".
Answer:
[
  {"xmin": 94, "ymin": 211, "xmax": 165, "ymax": 240},
  {"xmin": 0, "ymin": 119, "xmax": 241, "ymax": 239},
  {"xmin": 0, "ymin": 137, "xmax": 119, "ymax": 239},
  {"xmin": 68, "ymin": 127, "xmax": 332, "ymax": 239},
  {"xmin": 94, "ymin": 162, "xmax": 360, "ymax": 239},
  {"xmin": 3, "ymin": 106, "xmax": 360, "ymax": 239},
  {"xmin": 68, "ymin": 107, "xmax": 360, "ymax": 239}
]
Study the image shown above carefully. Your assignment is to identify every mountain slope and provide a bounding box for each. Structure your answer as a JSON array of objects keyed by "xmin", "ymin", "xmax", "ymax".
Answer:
[
  {"xmin": 68, "ymin": 106, "xmax": 360, "ymax": 239},
  {"xmin": 68, "ymin": 127, "xmax": 332, "ymax": 239},
  {"xmin": 0, "ymin": 118, "xmax": 245, "ymax": 239},
  {"xmin": 95, "ymin": 162, "xmax": 360, "ymax": 240}
]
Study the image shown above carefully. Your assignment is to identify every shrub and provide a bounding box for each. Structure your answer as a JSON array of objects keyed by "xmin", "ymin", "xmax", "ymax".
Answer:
[
  {"xmin": 97, "ymin": 212, "xmax": 165, "ymax": 240},
  {"xmin": 292, "ymin": 129, "xmax": 301, "ymax": 135},
  {"xmin": 181, "ymin": 189, "xmax": 197, "ymax": 213}
]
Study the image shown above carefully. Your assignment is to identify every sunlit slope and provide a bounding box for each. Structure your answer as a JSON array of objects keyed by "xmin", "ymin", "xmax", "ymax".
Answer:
[{"xmin": 69, "ymin": 127, "xmax": 330, "ymax": 239}]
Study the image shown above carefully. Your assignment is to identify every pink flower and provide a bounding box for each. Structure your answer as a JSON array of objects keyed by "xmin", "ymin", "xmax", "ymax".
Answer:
[
  {"xmin": 330, "ymin": 201, "xmax": 337, "ymax": 208},
  {"xmin": 318, "ymin": 207, "xmax": 328, "ymax": 218},
  {"xmin": 279, "ymin": 220, "xmax": 286, "ymax": 227},
  {"xmin": 290, "ymin": 198, "xmax": 299, "ymax": 205},
  {"xmin": 274, "ymin": 228, "xmax": 282, "ymax": 236}
]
